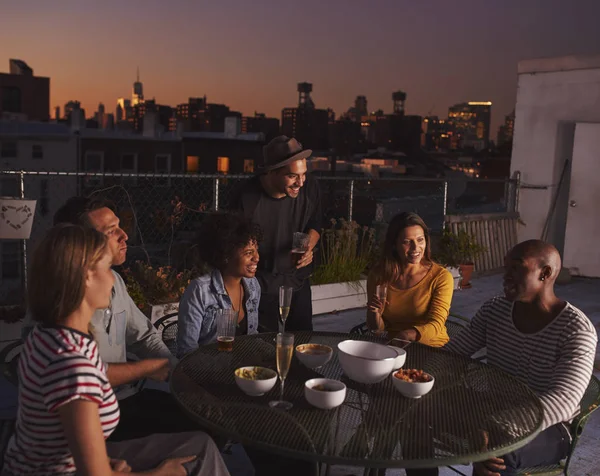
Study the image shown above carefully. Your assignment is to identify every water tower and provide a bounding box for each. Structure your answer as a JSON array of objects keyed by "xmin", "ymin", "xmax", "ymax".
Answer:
[
  {"xmin": 298, "ymin": 82, "xmax": 315, "ymax": 109},
  {"xmin": 392, "ymin": 90, "xmax": 407, "ymax": 115}
]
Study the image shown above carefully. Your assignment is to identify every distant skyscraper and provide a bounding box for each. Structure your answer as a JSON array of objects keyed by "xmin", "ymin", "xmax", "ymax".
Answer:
[
  {"xmin": 94, "ymin": 103, "xmax": 105, "ymax": 126},
  {"xmin": 116, "ymin": 98, "xmax": 132, "ymax": 123},
  {"xmin": 282, "ymin": 83, "xmax": 329, "ymax": 150},
  {"xmin": 447, "ymin": 101, "xmax": 492, "ymax": 149},
  {"xmin": 1, "ymin": 59, "xmax": 50, "ymax": 121},
  {"xmin": 54, "ymin": 106, "xmax": 60, "ymax": 121},
  {"xmin": 355, "ymin": 96, "xmax": 368, "ymax": 117},
  {"xmin": 132, "ymin": 67, "xmax": 144, "ymax": 106},
  {"xmin": 497, "ymin": 110, "xmax": 515, "ymax": 147},
  {"xmin": 392, "ymin": 91, "xmax": 407, "ymax": 115},
  {"xmin": 241, "ymin": 112, "xmax": 280, "ymax": 141},
  {"xmin": 64, "ymin": 100, "xmax": 82, "ymax": 120}
]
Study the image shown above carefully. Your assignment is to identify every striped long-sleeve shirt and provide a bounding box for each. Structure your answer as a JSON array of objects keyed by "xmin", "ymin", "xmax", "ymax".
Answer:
[
  {"xmin": 445, "ymin": 297, "xmax": 597, "ymax": 431},
  {"xmin": 3, "ymin": 325, "xmax": 120, "ymax": 475}
]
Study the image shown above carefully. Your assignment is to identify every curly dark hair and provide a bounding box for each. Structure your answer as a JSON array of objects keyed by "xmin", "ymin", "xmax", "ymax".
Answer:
[{"xmin": 197, "ymin": 212, "xmax": 261, "ymax": 271}]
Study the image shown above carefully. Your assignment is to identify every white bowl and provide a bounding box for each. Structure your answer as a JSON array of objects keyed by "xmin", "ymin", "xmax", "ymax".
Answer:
[
  {"xmin": 234, "ymin": 366, "xmax": 277, "ymax": 396},
  {"xmin": 304, "ymin": 378, "xmax": 346, "ymax": 409},
  {"xmin": 295, "ymin": 343, "xmax": 333, "ymax": 369},
  {"xmin": 391, "ymin": 370, "xmax": 435, "ymax": 399},
  {"xmin": 337, "ymin": 340, "xmax": 398, "ymax": 384},
  {"xmin": 387, "ymin": 346, "xmax": 407, "ymax": 371}
]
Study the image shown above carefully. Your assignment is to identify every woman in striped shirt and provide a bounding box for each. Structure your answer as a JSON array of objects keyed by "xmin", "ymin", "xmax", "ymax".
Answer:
[{"xmin": 2, "ymin": 225, "xmax": 229, "ymax": 476}]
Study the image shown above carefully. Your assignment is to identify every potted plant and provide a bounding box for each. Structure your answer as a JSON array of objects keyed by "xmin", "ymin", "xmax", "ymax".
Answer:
[
  {"xmin": 436, "ymin": 229, "xmax": 486, "ymax": 289},
  {"xmin": 310, "ymin": 218, "xmax": 378, "ymax": 314},
  {"xmin": 123, "ymin": 262, "xmax": 197, "ymax": 324}
]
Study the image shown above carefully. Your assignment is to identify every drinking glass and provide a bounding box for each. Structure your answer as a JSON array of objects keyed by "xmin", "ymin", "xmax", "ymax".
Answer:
[
  {"xmin": 375, "ymin": 284, "xmax": 388, "ymax": 318},
  {"xmin": 216, "ymin": 309, "xmax": 238, "ymax": 351},
  {"xmin": 291, "ymin": 232, "xmax": 310, "ymax": 266},
  {"xmin": 279, "ymin": 286, "xmax": 293, "ymax": 333},
  {"xmin": 269, "ymin": 333, "xmax": 294, "ymax": 410}
]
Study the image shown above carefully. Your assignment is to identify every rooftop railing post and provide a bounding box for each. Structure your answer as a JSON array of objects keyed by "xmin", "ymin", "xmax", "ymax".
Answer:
[
  {"xmin": 213, "ymin": 177, "xmax": 219, "ymax": 211},
  {"xmin": 442, "ymin": 180, "xmax": 448, "ymax": 230},
  {"xmin": 514, "ymin": 170, "xmax": 521, "ymax": 213},
  {"xmin": 19, "ymin": 170, "xmax": 28, "ymax": 295},
  {"xmin": 348, "ymin": 180, "xmax": 354, "ymax": 221}
]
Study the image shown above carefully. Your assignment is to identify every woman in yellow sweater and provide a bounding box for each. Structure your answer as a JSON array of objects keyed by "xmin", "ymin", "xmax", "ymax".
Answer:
[{"xmin": 367, "ymin": 212, "xmax": 454, "ymax": 347}]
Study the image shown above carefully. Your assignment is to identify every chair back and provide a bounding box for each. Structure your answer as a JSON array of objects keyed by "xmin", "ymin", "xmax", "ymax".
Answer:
[
  {"xmin": 0, "ymin": 341, "xmax": 23, "ymax": 387},
  {"xmin": 154, "ymin": 312, "xmax": 179, "ymax": 357}
]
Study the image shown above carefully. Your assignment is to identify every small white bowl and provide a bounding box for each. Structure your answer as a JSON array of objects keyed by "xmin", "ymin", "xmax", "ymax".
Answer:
[
  {"xmin": 387, "ymin": 346, "xmax": 407, "ymax": 370},
  {"xmin": 337, "ymin": 340, "xmax": 398, "ymax": 384},
  {"xmin": 304, "ymin": 378, "xmax": 346, "ymax": 409},
  {"xmin": 295, "ymin": 343, "xmax": 333, "ymax": 369},
  {"xmin": 391, "ymin": 370, "xmax": 435, "ymax": 399},
  {"xmin": 234, "ymin": 366, "xmax": 277, "ymax": 396}
]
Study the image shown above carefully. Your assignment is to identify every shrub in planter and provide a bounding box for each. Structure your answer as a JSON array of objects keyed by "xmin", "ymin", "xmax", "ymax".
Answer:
[
  {"xmin": 123, "ymin": 262, "xmax": 200, "ymax": 316},
  {"xmin": 435, "ymin": 229, "xmax": 486, "ymax": 288},
  {"xmin": 311, "ymin": 218, "xmax": 378, "ymax": 286}
]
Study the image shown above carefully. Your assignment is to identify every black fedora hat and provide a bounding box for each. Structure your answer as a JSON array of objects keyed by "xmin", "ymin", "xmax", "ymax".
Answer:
[{"xmin": 261, "ymin": 135, "xmax": 312, "ymax": 172}]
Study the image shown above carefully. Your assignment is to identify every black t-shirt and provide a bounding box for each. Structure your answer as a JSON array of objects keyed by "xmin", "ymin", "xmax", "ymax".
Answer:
[{"xmin": 231, "ymin": 175, "xmax": 322, "ymax": 296}]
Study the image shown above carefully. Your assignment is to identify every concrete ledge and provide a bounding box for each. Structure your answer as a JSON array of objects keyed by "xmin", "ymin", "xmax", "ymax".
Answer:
[
  {"xmin": 311, "ymin": 280, "xmax": 367, "ymax": 315},
  {"xmin": 518, "ymin": 53, "xmax": 600, "ymax": 75}
]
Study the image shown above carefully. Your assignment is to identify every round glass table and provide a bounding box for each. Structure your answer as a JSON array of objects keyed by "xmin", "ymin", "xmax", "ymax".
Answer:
[{"xmin": 170, "ymin": 332, "xmax": 544, "ymax": 470}]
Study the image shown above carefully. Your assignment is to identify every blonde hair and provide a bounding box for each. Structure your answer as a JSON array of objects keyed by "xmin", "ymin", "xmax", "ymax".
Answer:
[{"xmin": 28, "ymin": 224, "xmax": 108, "ymax": 326}]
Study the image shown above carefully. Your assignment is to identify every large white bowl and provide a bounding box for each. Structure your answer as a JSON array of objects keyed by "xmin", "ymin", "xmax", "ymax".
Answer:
[
  {"xmin": 337, "ymin": 340, "xmax": 398, "ymax": 384},
  {"xmin": 387, "ymin": 346, "xmax": 407, "ymax": 370},
  {"xmin": 391, "ymin": 371, "xmax": 435, "ymax": 399},
  {"xmin": 296, "ymin": 343, "xmax": 333, "ymax": 369},
  {"xmin": 304, "ymin": 378, "xmax": 346, "ymax": 409},
  {"xmin": 234, "ymin": 366, "xmax": 277, "ymax": 396}
]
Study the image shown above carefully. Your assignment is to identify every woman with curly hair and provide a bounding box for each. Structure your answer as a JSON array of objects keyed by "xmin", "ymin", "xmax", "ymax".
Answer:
[{"xmin": 177, "ymin": 212, "xmax": 261, "ymax": 357}]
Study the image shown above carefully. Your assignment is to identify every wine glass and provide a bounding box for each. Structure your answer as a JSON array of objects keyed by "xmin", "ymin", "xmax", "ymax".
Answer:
[
  {"xmin": 279, "ymin": 286, "xmax": 293, "ymax": 333},
  {"xmin": 269, "ymin": 333, "xmax": 294, "ymax": 410},
  {"xmin": 375, "ymin": 284, "xmax": 388, "ymax": 318}
]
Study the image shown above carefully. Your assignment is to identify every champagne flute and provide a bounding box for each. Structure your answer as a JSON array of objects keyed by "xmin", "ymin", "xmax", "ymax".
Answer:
[
  {"xmin": 269, "ymin": 333, "xmax": 294, "ymax": 410},
  {"xmin": 375, "ymin": 284, "xmax": 388, "ymax": 319},
  {"xmin": 279, "ymin": 286, "xmax": 293, "ymax": 333}
]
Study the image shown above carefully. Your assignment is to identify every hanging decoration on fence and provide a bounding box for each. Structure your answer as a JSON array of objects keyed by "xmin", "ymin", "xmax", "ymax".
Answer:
[{"xmin": 0, "ymin": 198, "xmax": 37, "ymax": 240}]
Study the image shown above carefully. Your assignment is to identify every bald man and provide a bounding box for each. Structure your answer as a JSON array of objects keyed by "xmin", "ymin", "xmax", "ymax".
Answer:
[{"xmin": 436, "ymin": 240, "xmax": 596, "ymax": 476}]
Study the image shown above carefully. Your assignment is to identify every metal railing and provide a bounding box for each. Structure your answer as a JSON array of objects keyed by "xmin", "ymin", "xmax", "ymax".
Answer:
[{"xmin": 0, "ymin": 169, "xmax": 519, "ymax": 301}]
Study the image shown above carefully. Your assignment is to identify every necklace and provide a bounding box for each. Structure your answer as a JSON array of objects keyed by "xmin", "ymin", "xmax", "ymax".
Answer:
[{"xmin": 226, "ymin": 281, "xmax": 244, "ymax": 317}]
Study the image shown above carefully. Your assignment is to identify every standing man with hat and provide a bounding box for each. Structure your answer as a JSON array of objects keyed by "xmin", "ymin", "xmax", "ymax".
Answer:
[{"xmin": 232, "ymin": 135, "xmax": 322, "ymax": 332}]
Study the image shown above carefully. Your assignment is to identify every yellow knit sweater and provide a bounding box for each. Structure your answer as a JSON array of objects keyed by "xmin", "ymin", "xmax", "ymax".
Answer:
[{"xmin": 367, "ymin": 263, "xmax": 454, "ymax": 347}]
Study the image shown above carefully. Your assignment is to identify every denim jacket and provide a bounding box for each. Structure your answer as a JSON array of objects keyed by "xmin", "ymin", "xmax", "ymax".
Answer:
[{"xmin": 177, "ymin": 269, "xmax": 260, "ymax": 357}]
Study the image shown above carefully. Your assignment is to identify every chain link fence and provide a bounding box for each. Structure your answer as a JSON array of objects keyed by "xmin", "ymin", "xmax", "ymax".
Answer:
[{"xmin": 0, "ymin": 169, "xmax": 518, "ymax": 303}]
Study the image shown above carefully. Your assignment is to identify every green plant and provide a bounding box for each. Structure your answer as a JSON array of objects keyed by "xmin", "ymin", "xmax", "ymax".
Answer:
[
  {"xmin": 435, "ymin": 229, "xmax": 486, "ymax": 267},
  {"xmin": 311, "ymin": 218, "xmax": 377, "ymax": 285},
  {"xmin": 123, "ymin": 262, "xmax": 197, "ymax": 309}
]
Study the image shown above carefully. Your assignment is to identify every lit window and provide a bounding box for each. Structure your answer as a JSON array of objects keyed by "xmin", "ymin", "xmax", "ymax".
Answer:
[
  {"xmin": 187, "ymin": 156, "xmax": 199, "ymax": 173},
  {"xmin": 217, "ymin": 156, "xmax": 230, "ymax": 174},
  {"xmin": 244, "ymin": 159, "xmax": 254, "ymax": 173}
]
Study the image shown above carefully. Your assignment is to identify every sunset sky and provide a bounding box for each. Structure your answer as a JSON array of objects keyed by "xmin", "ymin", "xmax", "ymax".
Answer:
[{"xmin": 2, "ymin": 0, "xmax": 600, "ymax": 133}]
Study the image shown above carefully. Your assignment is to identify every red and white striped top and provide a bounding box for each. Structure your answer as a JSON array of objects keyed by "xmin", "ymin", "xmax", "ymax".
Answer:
[{"xmin": 3, "ymin": 325, "xmax": 120, "ymax": 475}]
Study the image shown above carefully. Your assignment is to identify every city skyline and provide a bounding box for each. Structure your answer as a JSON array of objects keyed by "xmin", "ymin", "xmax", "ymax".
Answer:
[{"xmin": 3, "ymin": 0, "xmax": 600, "ymax": 133}]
